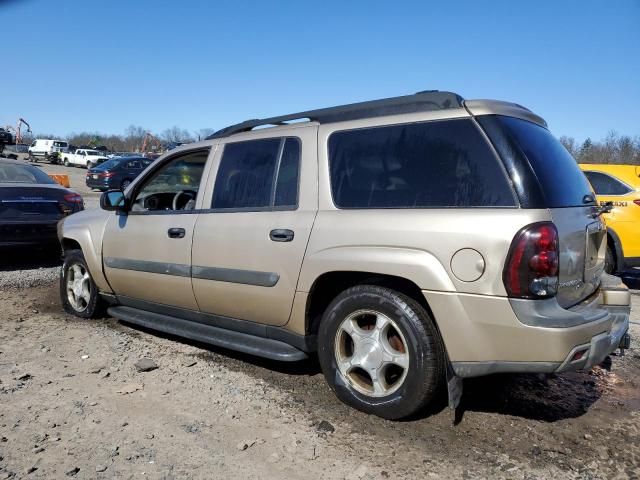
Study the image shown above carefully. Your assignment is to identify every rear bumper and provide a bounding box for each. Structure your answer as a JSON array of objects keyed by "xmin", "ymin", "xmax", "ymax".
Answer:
[
  {"xmin": 427, "ymin": 274, "xmax": 631, "ymax": 378},
  {"xmin": 555, "ymin": 305, "xmax": 629, "ymax": 372},
  {"xmin": 0, "ymin": 220, "xmax": 59, "ymax": 246},
  {"xmin": 85, "ymin": 177, "xmax": 111, "ymax": 190}
]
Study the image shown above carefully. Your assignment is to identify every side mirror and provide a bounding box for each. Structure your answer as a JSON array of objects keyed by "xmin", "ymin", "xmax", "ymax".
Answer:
[{"xmin": 100, "ymin": 190, "xmax": 128, "ymax": 212}]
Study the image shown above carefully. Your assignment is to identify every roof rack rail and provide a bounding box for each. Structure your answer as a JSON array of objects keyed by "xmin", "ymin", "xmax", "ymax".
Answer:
[{"xmin": 207, "ymin": 90, "xmax": 464, "ymax": 139}]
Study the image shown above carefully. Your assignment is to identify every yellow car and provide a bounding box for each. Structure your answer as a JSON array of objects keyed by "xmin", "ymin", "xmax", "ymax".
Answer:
[{"xmin": 579, "ymin": 164, "xmax": 640, "ymax": 274}]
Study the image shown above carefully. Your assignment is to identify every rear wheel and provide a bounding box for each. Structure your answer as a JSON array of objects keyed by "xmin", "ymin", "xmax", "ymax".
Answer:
[
  {"xmin": 87, "ymin": 161, "xmax": 94, "ymax": 169},
  {"xmin": 63, "ymin": 158, "xmax": 70, "ymax": 167},
  {"xmin": 60, "ymin": 249, "xmax": 104, "ymax": 318},
  {"xmin": 318, "ymin": 285, "xmax": 445, "ymax": 420},
  {"xmin": 605, "ymin": 244, "xmax": 617, "ymax": 275}
]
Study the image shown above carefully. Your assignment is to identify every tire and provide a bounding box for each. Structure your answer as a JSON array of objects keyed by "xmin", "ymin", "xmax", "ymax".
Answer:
[
  {"xmin": 121, "ymin": 179, "xmax": 132, "ymax": 190},
  {"xmin": 63, "ymin": 158, "xmax": 70, "ymax": 167},
  {"xmin": 317, "ymin": 285, "xmax": 445, "ymax": 420},
  {"xmin": 86, "ymin": 161, "xmax": 93, "ymax": 169},
  {"xmin": 60, "ymin": 249, "xmax": 104, "ymax": 319},
  {"xmin": 605, "ymin": 244, "xmax": 617, "ymax": 275}
]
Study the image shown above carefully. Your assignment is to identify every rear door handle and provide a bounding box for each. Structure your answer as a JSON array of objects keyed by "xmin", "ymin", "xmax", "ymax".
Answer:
[
  {"xmin": 269, "ymin": 229, "xmax": 294, "ymax": 242},
  {"xmin": 168, "ymin": 227, "xmax": 186, "ymax": 239}
]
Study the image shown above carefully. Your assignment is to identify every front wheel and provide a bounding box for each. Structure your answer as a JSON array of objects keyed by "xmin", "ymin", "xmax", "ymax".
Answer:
[
  {"xmin": 318, "ymin": 285, "xmax": 445, "ymax": 420},
  {"xmin": 60, "ymin": 249, "xmax": 104, "ymax": 318},
  {"xmin": 63, "ymin": 158, "xmax": 70, "ymax": 167}
]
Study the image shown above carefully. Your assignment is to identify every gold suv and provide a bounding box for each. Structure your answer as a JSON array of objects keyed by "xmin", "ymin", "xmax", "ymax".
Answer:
[{"xmin": 58, "ymin": 91, "xmax": 631, "ymax": 419}]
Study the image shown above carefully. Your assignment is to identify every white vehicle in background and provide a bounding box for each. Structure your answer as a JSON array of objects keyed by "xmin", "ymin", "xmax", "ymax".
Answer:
[
  {"xmin": 28, "ymin": 139, "xmax": 69, "ymax": 163},
  {"xmin": 62, "ymin": 148, "xmax": 109, "ymax": 168}
]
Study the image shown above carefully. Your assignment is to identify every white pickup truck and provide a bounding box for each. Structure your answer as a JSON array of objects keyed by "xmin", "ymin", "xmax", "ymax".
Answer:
[{"xmin": 62, "ymin": 149, "xmax": 109, "ymax": 168}]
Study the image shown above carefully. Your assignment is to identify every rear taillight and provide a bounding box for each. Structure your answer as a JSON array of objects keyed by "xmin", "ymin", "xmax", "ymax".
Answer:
[
  {"xmin": 634, "ymin": 199, "xmax": 640, "ymax": 207},
  {"xmin": 63, "ymin": 193, "xmax": 83, "ymax": 203},
  {"xmin": 503, "ymin": 222, "xmax": 559, "ymax": 298}
]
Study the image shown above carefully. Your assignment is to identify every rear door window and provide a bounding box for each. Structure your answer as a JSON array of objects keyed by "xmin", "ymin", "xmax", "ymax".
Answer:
[
  {"xmin": 212, "ymin": 137, "xmax": 301, "ymax": 210},
  {"xmin": 583, "ymin": 171, "xmax": 632, "ymax": 195},
  {"xmin": 328, "ymin": 119, "xmax": 516, "ymax": 208}
]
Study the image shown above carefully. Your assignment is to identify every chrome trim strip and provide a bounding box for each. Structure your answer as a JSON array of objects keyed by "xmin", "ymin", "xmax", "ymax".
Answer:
[
  {"xmin": 104, "ymin": 257, "xmax": 191, "ymax": 277},
  {"xmin": 103, "ymin": 257, "xmax": 279, "ymax": 287},
  {"xmin": 192, "ymin": 265, "xmax": 279, "ymax": 287}
]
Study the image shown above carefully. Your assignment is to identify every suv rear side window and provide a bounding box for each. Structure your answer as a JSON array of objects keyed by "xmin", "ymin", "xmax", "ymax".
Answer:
[
  {"xmin": 583, "ymin": 171, "xmax": 632, "ymax": 196},
  {"xmin": 481, "ymin": 116, "xmax": 594, "ymax": 208},
  {"xmin": 212, "ymin": 137, "xmax": 300, "ymax": 210},
  {"xmin": 328, "ymin": 119, "xmax": 516, "ymax": 208}
]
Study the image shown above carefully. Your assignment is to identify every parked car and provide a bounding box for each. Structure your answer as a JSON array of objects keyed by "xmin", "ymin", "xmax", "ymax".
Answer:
[
  {"xmin": 1, "ymin": 158, "xmax": 83, "ymax": 248},
  {"xmin": 579, "ymin": 164, "xmax": 640, "ymax": 274},
  {"xmin": 58, "ymin": 91, "xmax": 630, "ymax": 420},
  {"xmin": 28, "ymin": 139, "xmax": 69, "ymax": 163},
  {"xmin": 62, "ymin": 148, "xmax": 109, "ymax": 168},
  {"xmin": 86, "ymin": 156, "xmax": 153, "ymax": 191}
]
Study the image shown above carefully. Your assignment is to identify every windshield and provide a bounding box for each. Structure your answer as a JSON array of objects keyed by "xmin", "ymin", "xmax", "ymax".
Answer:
[{"xmin": 0, "ymin": 163, "xmax": 57, "ymax": 184}]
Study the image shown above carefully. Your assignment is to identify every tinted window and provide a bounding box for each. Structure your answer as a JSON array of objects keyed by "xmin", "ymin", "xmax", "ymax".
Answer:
[
  {"xmin": 212, "ymin": 137, "xmax": 300, "ymax": 210},
  {"xmin": 274, "ymin": 138, "xmax": 300, "ymax": 207},
  {"xmin": 489, "ymin": 116, "xmax": 594, "ymax": 208},
  {"xmin": 328, "ymin": 119, "xmax": 515, "ymax": 208},
  {"xmin": 584, "ymin": 171, "xmax": 632, "ymax": 195}
]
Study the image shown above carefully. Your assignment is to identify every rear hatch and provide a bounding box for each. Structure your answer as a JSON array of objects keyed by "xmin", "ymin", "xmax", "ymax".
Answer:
[
  {"xmin": 0, "ymin": 185, "xmax": 67, "ymax": 221},
  {"xmin": 480, "ymin": 115, "xmax": 605, "ymax": 308},
  {"xmin": 0, "ymin": 185, "xmax": 67, "ymax": 242}
]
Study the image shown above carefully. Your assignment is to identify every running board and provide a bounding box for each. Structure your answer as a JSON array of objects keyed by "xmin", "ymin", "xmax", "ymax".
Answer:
[{"xmin": 107, "ymin": 306, "xmax": 308, "ymax": 362}]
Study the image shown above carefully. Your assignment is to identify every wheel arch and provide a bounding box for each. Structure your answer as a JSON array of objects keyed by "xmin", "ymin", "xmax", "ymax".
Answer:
[
  {"xmin": 607, "ymin": 227, "xmax": 625, "ymax": 272},
  {"xmin": 60, "ymin": 218, "xmax": 113, "ymax": 293},
  {"xmin": 304, "ymin": 270, "xmax": 443, "ymax": 340}
]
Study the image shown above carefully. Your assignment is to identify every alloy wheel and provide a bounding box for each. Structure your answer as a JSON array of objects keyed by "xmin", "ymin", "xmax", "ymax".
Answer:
[
  {"xmin": 66, "ymin": 263, "xmax": 91, "ymax": 312},
  {"xmin": 334, "ymin": 309, "xmax": 409, "ymax": 397}
]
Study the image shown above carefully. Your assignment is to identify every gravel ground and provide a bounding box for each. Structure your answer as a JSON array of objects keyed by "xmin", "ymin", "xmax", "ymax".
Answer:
[
  {"xmin": 1, "ymin": 157, "xmax": 639, "ymax": 478},
  {"xmin": 0, "ymin": 283, "xmax": 638, "ymax": 479}
]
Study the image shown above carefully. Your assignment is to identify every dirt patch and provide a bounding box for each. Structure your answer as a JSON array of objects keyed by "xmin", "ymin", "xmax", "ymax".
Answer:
[{"xmin": 1, "ymin": 283, "xmax": 639, "ymax": 479}]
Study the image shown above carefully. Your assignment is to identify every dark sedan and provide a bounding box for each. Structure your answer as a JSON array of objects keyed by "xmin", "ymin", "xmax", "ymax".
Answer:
[
  {"xmin": 86, "ymin": 157, "xmax": 153, "ymax": 191},
  {"xmin": 0, "ymin": 159, "xmax": 84, "ymax": 248}
]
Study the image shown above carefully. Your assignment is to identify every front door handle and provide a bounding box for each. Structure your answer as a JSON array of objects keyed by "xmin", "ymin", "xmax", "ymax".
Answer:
[
  {"xmin": 269, "ymin": 229, "xmax": 294, "ymax": 242},
  {"xmin": 168, "ymin": 227, "xmax": 186, "ymax": 239}
]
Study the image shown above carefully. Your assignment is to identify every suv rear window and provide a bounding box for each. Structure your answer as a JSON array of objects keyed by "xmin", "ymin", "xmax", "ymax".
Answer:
[
  {"xmin": 328, "ymin": 119, "xmax": 516, "ymax": 209},
  {"xmin": 483, "ymin": 116, "xmax": 594, "ymax": 208}
]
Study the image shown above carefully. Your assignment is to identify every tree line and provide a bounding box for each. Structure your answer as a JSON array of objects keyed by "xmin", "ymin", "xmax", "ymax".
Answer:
[
  {"xmin": 559, "ymin": 132, "xmax": 640, "ymax": 165},
  {"xmin": 20, "ymin": 125, "xmax": 216, "ymax": 152},
  {"xmin": 19, "ymin": 126, "xmax": 640, "ymax": 163}
]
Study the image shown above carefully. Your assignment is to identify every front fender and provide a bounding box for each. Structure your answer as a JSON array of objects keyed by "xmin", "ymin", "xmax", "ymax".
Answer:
[
  {"xmin": 297, "ymin": 246, "xmax": 456, "ymax": 293},
  {"xmin": 59, "ymin": 209, "xmax": 112, "ymax": 293}
]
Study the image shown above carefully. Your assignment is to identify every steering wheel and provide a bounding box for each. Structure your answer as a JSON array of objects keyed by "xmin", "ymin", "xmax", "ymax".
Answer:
[{"xmin": 172, "ymin": 190, "xmax": 196, "ymax": 210}]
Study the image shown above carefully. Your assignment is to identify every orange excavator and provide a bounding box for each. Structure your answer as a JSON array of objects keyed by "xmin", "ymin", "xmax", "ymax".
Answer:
[
  {"xmin": 140, "ymin": 132, "xmax": 163, "ymax": 156},
  {"xmin": 16, "ymin": 118, "xmax": 31, "ymax": 144},
  {"xmin": 3, "ymin": 118, "xmax": 31, "ymax": 144}
]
